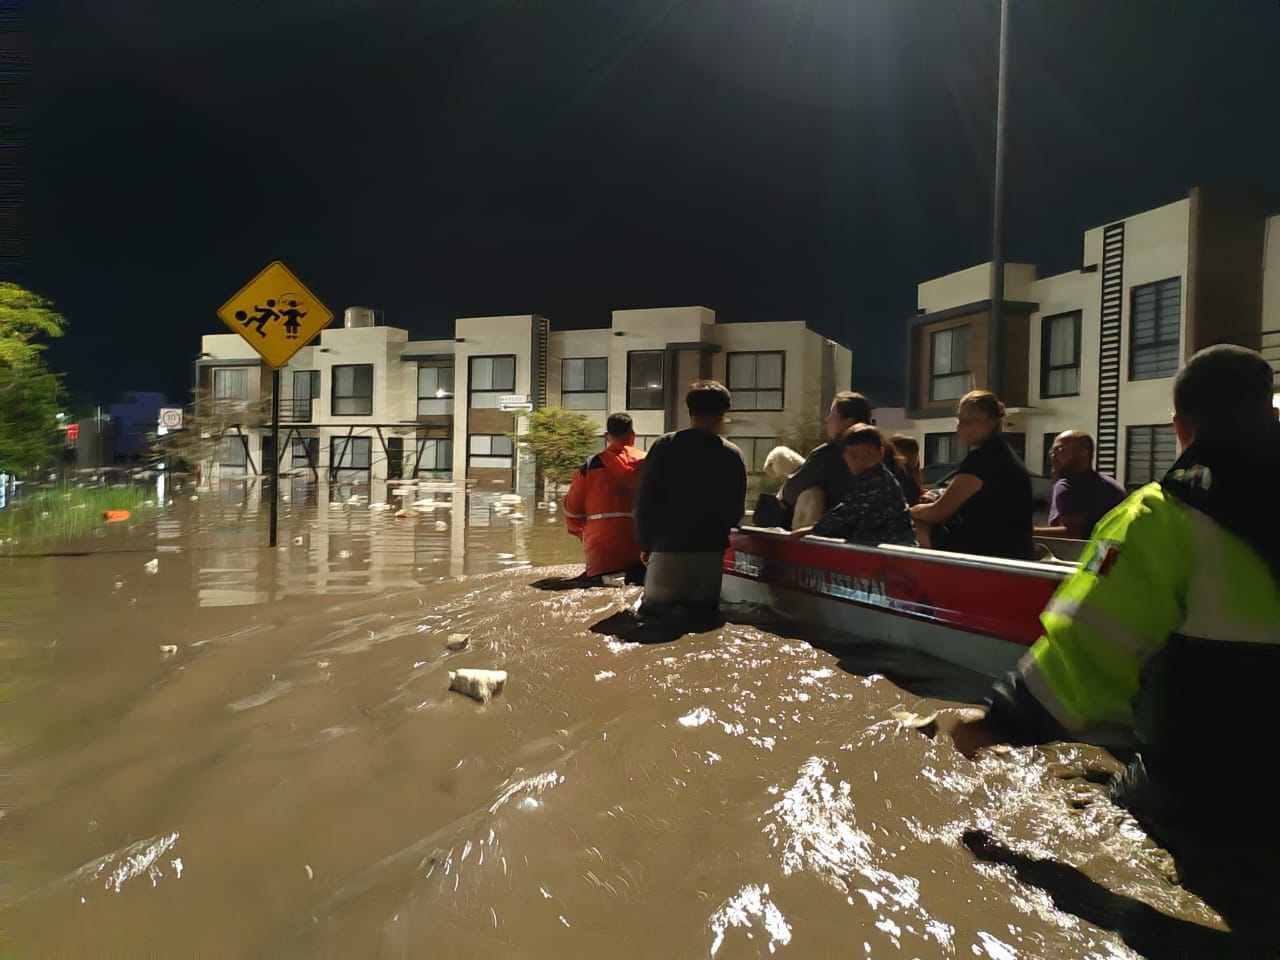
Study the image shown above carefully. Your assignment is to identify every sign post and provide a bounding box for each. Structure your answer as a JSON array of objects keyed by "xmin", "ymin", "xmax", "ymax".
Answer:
[{"xmin": 217, "ymin": 261, "xmax": 332, "ymax": 548}]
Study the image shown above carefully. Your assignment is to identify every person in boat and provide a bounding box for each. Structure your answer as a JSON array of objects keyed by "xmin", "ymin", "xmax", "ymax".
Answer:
[
  {"xmin": 1033, "ymin": 430, "xmax": 1126, "ymax": 541},
  {"xmin": 908, "ymin": 390, "xmax": 1034, "ymax": 560},
  {"xmin": 888, "ymin": 433, "xmax": 924, "ymax": 506},
  {"xmin": 792, "ymin": 423, "xmax": 916, "ymax": 546},
  {"xmin": 562, "ymin": 412, "xmax": 646, "ymax": 584},
  {"xmin": 634, "ymin": 381, "xmax": 747, "ymax": 622},
  {"xmin": 942, "ymin": 344, "xmax": 1280, "ymax": 943},
  {"xmin": 778, "ymin": 391, "xmax": 874, "ymax": 528}
]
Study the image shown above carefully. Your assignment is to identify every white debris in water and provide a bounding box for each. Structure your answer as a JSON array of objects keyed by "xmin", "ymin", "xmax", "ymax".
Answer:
[
  {"xmin": 171, "ymin": 857, "xmax": 184, "ymax": 879},
  {"xmin": 445, "ymin": 633, "xmax": 471, "ymax": 651},
  {"xmin": 369, "ymin": 502, "xmax": 390, "ymax": 511},
  {"xmin": 509, "ymin": 513, "xmax": 524, "ymax": 521},
  {"xmin": 499, "ymin": 494, "xmax": 522, "ymax": 505},
  {"xmin": 189, "ymin": 495, "xmax": 199, "ymax": 501},
  {"xmin": 160, "ymin": 644, "xmax": 178, "ymax": 656},
  {"xmin": 708, "ymin": 883, "xmax": 792, "ymax": 956},
  {"xmin": 113, "ymin": 577, "xmax": 125, "ymax": 591},
  {"xmin": 40, "ymin": 511, "xmax": 50, "ymax": 519},
  {"xmin": 293, "ymin": 536, "xmax": 305, "ymax": 545},
  {"xmin": 891, "ymin": 709, "xmax": 939, "ymax": 731},
  {"xmin": 435, "ymin": 521, "xmax": 447, "ymax": 531},
  {"xmin": 547, "ymin": 501, "xmax": 557, "ymax": 512},
  {"xmin": 394, "ymin": 509, "xmax": 408, "ymax": 518},
  {"xmin": 594, "ymin": 670, "xmax": 616, "ymax": 682},
  {"xmin": 143, "ymin": 558, "xmax": 159, "ymax": 574},
  {"xmin": 305, "ymin": 864, "xmax": 314, "ymax": 880},
  {"xmin": 337, "ymin": 550, "xmax": 352, "ymax": 559},
  {"xmin": 449, "ymin": 668, "xmax": 507, "ymax": 703}
]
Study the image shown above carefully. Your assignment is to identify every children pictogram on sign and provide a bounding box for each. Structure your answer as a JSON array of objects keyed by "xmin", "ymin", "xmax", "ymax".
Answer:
[
  {"xmin": 279, "ymin": 298, "xmax": 308, "ymax": 340},
  {"xmin": 234, "ymin": 299, "xmax": 282, "ymax": 338}
]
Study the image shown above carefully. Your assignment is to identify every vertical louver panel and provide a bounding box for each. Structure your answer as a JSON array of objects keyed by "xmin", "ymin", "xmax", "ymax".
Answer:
[{"xmin": 1095, "ymin": 223, "xmax": 1125, "ymax": 477}]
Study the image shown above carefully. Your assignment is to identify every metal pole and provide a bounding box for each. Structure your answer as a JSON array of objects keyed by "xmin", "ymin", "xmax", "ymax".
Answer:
[
  {"xmin": 989, "ymin": 0, "xmax": 1010, "ymax": 397},
  {"xmin": 269, "ymin": 368, "xmax": 281, "ymax": 547}
]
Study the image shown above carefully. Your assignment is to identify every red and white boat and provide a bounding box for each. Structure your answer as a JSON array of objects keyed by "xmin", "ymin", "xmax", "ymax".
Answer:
[{"xmin": 721, "ymin": 526, "xmax": 1079, "ymax": 677}]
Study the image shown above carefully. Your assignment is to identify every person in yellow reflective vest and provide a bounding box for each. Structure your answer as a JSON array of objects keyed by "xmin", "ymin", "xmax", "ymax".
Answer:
[{"xmin": 946, "ymin": 344, "xmax": 1280, "ymax": 939}]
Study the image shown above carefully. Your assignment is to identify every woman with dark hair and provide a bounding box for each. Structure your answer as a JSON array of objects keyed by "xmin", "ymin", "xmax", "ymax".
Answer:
[
  {"xmin": 908, "ymin": 390, "xmax": 1034, "ymax": 560},
  {"xmin": 791, "ymin": 423, "xmax": 916, "ymax": 546},
  {"xmin": 889, "ymin": 434, "xmax": 924, "ymax": 506}
]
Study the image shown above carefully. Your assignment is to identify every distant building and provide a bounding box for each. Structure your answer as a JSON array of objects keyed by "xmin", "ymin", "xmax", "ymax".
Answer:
[
  {"xmin": 901, "ymin": 186, "xmax": 1280, "ymax": 485},
  {"xmin": 196, "ymin": 306, "xmax": 854, "ymax": 487},
  {"xmin": 109, "ymin": 391, "xmax": 169, "ymax": 459}
]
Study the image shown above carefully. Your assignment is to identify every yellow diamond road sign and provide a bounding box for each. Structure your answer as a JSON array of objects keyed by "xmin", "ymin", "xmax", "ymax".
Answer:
[{"xmin": 217, "ymin": 261, "xmax": 333, "ymax": 369}]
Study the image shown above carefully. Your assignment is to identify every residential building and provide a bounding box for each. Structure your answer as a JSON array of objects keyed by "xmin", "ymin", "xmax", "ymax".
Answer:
[
  {"xmin": 196, "ymin": 306, "xmax": 853, "ymax": 488},
  {"xmin": 902, "ymin": 187, "xmax": 1280, "ymax": 487}
]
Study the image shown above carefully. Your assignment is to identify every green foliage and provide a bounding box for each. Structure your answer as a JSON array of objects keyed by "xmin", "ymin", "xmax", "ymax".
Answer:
[
  {"xmin": 0, "ymin": 283, "xmax": 67, "ymax": 476},
  {"xmin": 149, "ymin": 389, "xmax": 273, "ymax": 472},
  {"xmin": 519, "ymin": 406, "xmax": 602, "ymax": 489},
  {"xmin": 0, "ymin": 485, "xmax": 152, "ymax": 544}
]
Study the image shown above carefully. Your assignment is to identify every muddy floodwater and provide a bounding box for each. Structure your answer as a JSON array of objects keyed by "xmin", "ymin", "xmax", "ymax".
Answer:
[{"xmin": 0, "ymin": 480, "xmax": 1225, "ymax": 957}]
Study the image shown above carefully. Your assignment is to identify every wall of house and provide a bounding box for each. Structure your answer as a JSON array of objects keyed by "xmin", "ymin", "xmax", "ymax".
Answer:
[
  {"xmin": 916, "ymin": 262, "xmax": 1036, "ymax": 313},
  {"xmin": 453, "ymin": 315, "xmax": 537, "ymax": 488}
]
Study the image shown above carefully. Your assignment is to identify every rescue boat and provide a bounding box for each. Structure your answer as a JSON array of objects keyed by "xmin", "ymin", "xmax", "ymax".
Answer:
[{"xmin": 720, "ymin": 526, "xmax": 1077, "ymax": 677}]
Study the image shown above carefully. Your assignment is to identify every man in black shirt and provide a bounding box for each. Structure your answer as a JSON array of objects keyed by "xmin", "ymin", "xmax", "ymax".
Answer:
[
  {"xmin": 780, "ymin": 391, "xmax": 873, "ymax": 527},
  {"xmin": 634, "ymin": 381, "xmax": 747, "ymax": 622}
]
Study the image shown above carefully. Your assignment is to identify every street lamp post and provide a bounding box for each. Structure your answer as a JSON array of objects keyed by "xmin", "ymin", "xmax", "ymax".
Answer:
[{"xmin": 989, "ymin": 0, "xmax": 1010, "ymax": 397}]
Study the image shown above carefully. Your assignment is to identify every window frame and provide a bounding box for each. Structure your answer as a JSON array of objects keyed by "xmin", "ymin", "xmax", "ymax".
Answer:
[
  {"xmin": 329, "ymin": 435, "xmax": 372, "ymax": 482},
  {"xmin": 290, "ymin": 435, "xmax": 318, "ymax": 469},
  {"xmin": 290, "ymin": 369, "xmax": 320, "ymax": 421},
  {"xmin": 626, "ymin": 350, "xmax": 666, "ymax": 411},
  {"xmin": 417, "ymin": 357, "xmax": 456, "ymax": 416},
  {"xmin": 1040, "ymin": 311, "xmax": 1082, "ymax": 399},
  {"xmin": 468, "ymin": 433, "xmax": 515, "ymax": 469},
  {"xmin": 929, "ymin": 325, "xmax": 972, "ymax": 402},
  {"xmin": 924, "ymin": 432, "xmax": 962, "ymax": 467},
  {"xmin": 560, "ymin": 357, "xmax": 608, "ymax": 410},
  {"xmin": 331, "ymin": 363, "xmax": 374, "ymax": 417},
  {"xmin": 1129, "ymin": 277, "xmax": 1182, "ymax": 382},
  {"xmin": 212, "ymin": 366, "xmax": 250, "ymax": 403},
  {"xmin": 414, "ymin": 436, "xmax": 453, "ymax": 476},
  {"xmin": 468, "ymin": 355, "xmax": 517, "ymax": 410},
  {"xmin": 1124, "ymin": 424, "xmax": 1178, "ymax": 489},
  {"xmin": 725, "ymin": 351, "xmax": 786, "ymax": 411}
]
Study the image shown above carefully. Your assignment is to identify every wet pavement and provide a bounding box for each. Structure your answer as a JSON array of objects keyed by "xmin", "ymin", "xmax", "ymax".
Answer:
[{"xmin": 0, "ymin": 478, "xmax": 1228, "ymax": 957}]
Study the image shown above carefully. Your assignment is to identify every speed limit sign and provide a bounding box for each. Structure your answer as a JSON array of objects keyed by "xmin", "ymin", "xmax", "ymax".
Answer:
[{"xmin": 159, "ymin": 407, "xmax": 184, "ymax": 430}]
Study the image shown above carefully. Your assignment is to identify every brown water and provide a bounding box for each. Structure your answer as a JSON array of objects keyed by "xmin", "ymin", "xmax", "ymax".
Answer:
[{"xmin": 0, "ymin": 479, "xmax": 1223, "ymax": 957}]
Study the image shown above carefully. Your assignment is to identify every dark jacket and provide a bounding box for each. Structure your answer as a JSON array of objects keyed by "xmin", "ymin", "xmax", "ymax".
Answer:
[
  {"xmin": 634, "ymin": 429, "xmax": 747, "ymax": 553},
  {"xmin": 812, "ymin": 465, "xmax": 916, "ymax": 545},
  {"xmin": 781, "ymin": 442, "xmax": 854, "ymax": 512}
]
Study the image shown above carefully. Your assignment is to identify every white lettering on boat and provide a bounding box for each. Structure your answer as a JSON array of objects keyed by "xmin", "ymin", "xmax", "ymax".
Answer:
[{"xmin": 731, "ymin": 550, "xmax": 893, "ymax": 609}]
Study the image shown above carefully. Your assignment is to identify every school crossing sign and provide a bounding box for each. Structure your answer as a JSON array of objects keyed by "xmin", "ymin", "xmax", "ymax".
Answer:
[{"xmin": 216, "ymin": 261, "xmax": 333, "ymax": 368}]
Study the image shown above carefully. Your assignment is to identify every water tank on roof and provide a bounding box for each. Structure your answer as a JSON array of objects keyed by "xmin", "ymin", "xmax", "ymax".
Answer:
[{"xmin": 344, "ymin": 306, "xmax": 377, "ymax": 329}]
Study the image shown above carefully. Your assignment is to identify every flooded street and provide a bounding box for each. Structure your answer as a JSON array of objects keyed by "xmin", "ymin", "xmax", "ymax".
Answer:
[{"xmin": 1, "ymin": 481, "xmax": 1220, "ymax": 957}]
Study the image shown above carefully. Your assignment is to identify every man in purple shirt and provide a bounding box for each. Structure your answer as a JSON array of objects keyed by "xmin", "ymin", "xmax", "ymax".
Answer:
[{"xmin": 1035, "ymin": 430, "xmax": 1127, "ymax": 540}]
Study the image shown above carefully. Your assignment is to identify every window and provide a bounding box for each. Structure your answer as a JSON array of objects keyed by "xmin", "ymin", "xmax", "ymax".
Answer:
[
  {"xmin": 330, "ymin": 436, "xmax": 372, "ymax": 483},
  {"xmin": 1130, "ymin": 278, "xmax": 1181, "ymax": 381},
  {"xmin": 415, "ymin": 437, "xmax": 453, "ymax": 476},
  {"xmin": 924, "ymin": 432, "xmax": 963, "ymax": 466},
  {"xmin": 1004, "ymin": 432, "xmax": 1027, "ymax": 464},
  {"xmin": 728, "ymin": 437, "xmax": 775, "ymax": 473},
  {"xmin": 386, "ymin": 437, "xmax": 404, "ymax": 480},
  {"xmin": 332, "ymin": 364, "xmax": 374, "ymax": 416},
  {"xmin": 627, "ymin": 351, "xmax": 665, "ymax": 410},
  {"xmin": 1041, "ymin": 311, "xmax": 1081, "ymax": 398},
  {"xmin": 212, "ymin": 367, "xmax": 249, "ymax": 402},
  {"xmin": 634, "ymin": 435, "xmax": 660, "ymax": 451},
  {"xmin": 417, "ymin": 360, "xmax": 455, "ymax": 415},
  {"xmin": 469, "ymin": 355, "xmax": 516, "ymax": 409},
  {"xmin": 469, "ymin": 434, "xmax": 514, "ymax": 469},
  {"xmin": 219, "ymin": 434, "xmax": 248, "ymax": 471},
  {"xmin": 930, "ymin": 326, "xmax": 972, "ymax": 401},
  {"xmin": 291, "ymin": 436, "xmax": 318, "ymax": 469},
  {"xmin": 1042, "ymin": 432, "xmax": 1058, "ymax": 477},
  {"xmin": 727, "ymin": 352, "xmax": 784, "ymax": 411},
  {"xmin": 561, "ymin": 357, "xmax": 608, "ymax": 410},
  {"xmin": 291, "ymin": 370, "xmax": 319, "ymax": 420},
  {"xmin": 1125, "ymin": 425, "xmax": 1177, "ymax": 488}
]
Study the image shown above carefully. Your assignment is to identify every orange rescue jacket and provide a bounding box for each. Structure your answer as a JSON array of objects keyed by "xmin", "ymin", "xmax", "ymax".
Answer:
[{"xmin": 563, "ymin": 442, "xmax": 645, "ymax": 576}]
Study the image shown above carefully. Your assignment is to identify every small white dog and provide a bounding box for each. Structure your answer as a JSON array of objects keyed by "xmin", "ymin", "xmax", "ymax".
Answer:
[{"xmin": 762, "ymin": 445, "xmax": 825, "ymax": 529}]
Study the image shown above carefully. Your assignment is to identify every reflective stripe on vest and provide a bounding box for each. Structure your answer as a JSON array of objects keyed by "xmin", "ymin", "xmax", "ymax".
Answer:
[{"xmin": 585, "ymin": 511, "xmax": 633, "ymax": 521}]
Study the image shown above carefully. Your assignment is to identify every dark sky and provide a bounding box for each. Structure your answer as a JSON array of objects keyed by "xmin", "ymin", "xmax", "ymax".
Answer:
[{"xmin": 25, "ymin": 0, "xmax": 1280, "ymax": 406}]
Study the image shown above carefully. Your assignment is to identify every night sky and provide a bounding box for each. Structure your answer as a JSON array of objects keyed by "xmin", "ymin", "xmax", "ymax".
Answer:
[{"xmin": 25, "ymin": 0, "xmax": 1280, "ymax": 407}]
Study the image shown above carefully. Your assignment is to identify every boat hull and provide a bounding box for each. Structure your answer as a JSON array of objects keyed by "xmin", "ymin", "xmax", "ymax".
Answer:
[{"xmin": 721, "ymin": 528, "xmax": 1069, "ymax": 678}]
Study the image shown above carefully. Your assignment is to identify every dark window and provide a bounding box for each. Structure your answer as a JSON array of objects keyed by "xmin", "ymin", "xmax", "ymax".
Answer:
[
  {"xmin": 1125, "ymin": 424, "xmax": 1178, "ymax": 488},
  {"xmin": 930, "ymin": 326, "xmax": 972, "ymax": 401},
  {"xmin": 330, "ymin": 436, "xmax": 372, "ymax": 483},
  {"xmin": 1041, "ymin": 311, "xmax": 1082, "ymax": 398},
  {"xmin": 726, "ymin": 352, "xmax": 785, "ymax": 410},
  {"xmin": 415, "ymin": 437, "xmax": 453, "ymax": 476},
  {"xmin": 332, "ymin": 364, "xmax": 374, "ymax": 416},
  {"xmin": 219, "ymin": 433, "xmax": 249, "ymax": 470},
  {"xmin": 291, "ymin": 436, "xmax": 318, "ymax": 469},
  {"xmin": 386, "ymin": 437, "xmax": 404, "ymax": 479},
  {"xmin": 468, "ymin": 355, "xmax": 516, "ymax": 409},
  {"xmin": 418, "ymin": 359, "xmax": 455, "ymax": 415},
  {"xmin": 262, "ymin": 434, "xmax": 276, "ymax": 469},
  {"xmin": 212, "ymin": 367, "xmax": 249, "ymax": 402},
  {"xmin": 727, "ymin": 437, "xmax": 774, "ymax": 473},
  {"xmin": 1003, "ymin": 432, "xmax": 1027, "ymax": 464},
  {"xmin": 924, "ymin": 432, "xmax": 963, "ymax": 466},
  {"xmin": 1130, "ymin": 278, "xmax": 1181, "ymax": 381},
  {"xmin": 291, "ymin": 370, "xmax": 319, "ymax": 420},
  {"xmin": 561, "ymin": 357, "xmax": 608, "ymax": 410},
  {"xmin": 627, "ymin": 351, "xmax": 665, "ymax": 410},
  {"xmin": 469, "ymin": 434, "xmax": 514, "ymax": 468}
]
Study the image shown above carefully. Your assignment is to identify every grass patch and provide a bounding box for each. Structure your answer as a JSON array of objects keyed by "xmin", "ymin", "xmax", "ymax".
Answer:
[{"xmin": 0, "ymin": 485, "xmax": 154, "ymax": 544}]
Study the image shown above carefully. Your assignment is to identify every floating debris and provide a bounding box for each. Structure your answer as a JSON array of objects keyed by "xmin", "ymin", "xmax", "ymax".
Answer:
[
  {"xmin": 292, "ymin": 536, "xmax": 305, "ymax": 545},
  {"xmin": 435, "ymin": 521, "xmax": 447, "ymax": 531},
  {"xmin": 449, "ymin": 669, "xmax": 507, "ymax": 704},
  {"xmin": 337, "ymin": 550, "xmax": 352, "ymax": 560},
  {"xmin": 160, "ymin": 644, "xmax": 178, "ymax": 656},
  {"xmin": 144, "ymin": 559, "xmax": 159, "ymax": 574},
  {"xmin": 445, "ymin": 633, "xmax": 471, "ymax": 651}
]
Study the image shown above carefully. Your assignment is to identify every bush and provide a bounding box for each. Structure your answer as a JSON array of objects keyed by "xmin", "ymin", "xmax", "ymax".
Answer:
[{"xmin": 519, "ymin": 407, "xmax": 601, "ymax": 491}]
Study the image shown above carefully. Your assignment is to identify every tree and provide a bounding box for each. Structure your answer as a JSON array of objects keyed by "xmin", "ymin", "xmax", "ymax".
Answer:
[
  {"xmin": 0, "ymin": 283, "xmax": 67, "ymax": 476},
  {"xmin": 519, "ymin": 406, "xmax": 601, "ymax": 493},
  {"xmin": 150, "ymin": 389, "xmax": 273, "ymax": 476}
]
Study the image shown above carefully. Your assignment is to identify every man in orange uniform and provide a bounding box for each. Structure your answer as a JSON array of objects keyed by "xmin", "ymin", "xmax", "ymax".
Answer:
[{"xmin": 563, "ymin": 413, "xmax": 646, "ymax": 583}]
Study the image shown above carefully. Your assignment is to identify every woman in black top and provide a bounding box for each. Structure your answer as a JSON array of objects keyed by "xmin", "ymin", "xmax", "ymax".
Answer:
[{"xmin": 908, "ymin": 390, "xmax": 1034, "ymax": 560}]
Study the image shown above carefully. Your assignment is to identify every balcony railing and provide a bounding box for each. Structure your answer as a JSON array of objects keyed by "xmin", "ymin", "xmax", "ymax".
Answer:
[{"xmin": 279, "ymin": 398, "xmax": 314, "ymax": 422}]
